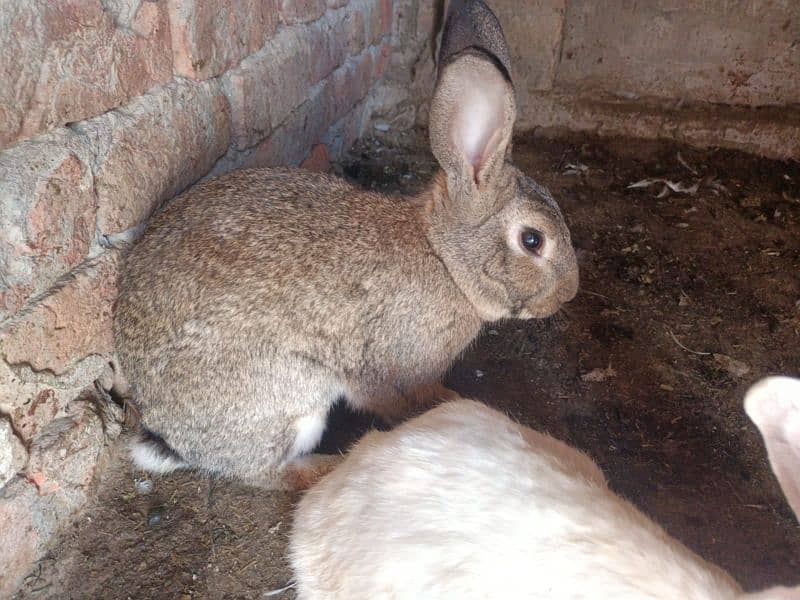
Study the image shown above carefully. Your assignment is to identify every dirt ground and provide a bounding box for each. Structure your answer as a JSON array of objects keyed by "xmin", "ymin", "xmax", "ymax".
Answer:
[{"xmin": 14, "ymin": 132, "xmax": 800, "ymax": 599}]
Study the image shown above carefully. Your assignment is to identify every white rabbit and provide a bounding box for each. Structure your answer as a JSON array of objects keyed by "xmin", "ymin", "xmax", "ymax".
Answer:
[{"xmin": 289, "ymin": 377, "xmax": 800, "ymax": 599}]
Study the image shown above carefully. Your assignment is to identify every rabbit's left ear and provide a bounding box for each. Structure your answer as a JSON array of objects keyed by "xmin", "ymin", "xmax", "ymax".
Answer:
[
  {"xmin": 744, "ymin": 376, "xmax": 800, "ymax": 522},
  {"xmin": 429, "ymin": 0, "xmax": 515, "ymax": 191}
]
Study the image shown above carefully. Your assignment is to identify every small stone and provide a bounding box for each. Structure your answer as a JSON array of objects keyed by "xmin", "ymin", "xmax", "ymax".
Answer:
[
  {"xmin": 581, "ymin": 366, "xmax": 617, "ymax": 383},
  {"xmin": 374, "ymin": 121, "xmax": 391, "ymax": 132},
  {"xmin": 475, "ymin": 370, "xmax": 485, "ymax": 378},
  {"xmin": 712, "ymin": 354, "xmax": 750, "ymax": 378},
  {"xmin": 147, "ymin": 508, "xmax": 163, "ymax": 528}
]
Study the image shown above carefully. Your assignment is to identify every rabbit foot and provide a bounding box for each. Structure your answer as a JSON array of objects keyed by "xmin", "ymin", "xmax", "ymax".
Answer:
[{"xmin": 279, "ymin": 453, "xmax": 344, "ymax": 492}]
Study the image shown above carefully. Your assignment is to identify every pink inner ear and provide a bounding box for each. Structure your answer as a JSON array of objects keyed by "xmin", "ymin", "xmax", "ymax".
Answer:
[{"xmin": 451, "ymin": 78, "xmax": 506, "ymax": 184}]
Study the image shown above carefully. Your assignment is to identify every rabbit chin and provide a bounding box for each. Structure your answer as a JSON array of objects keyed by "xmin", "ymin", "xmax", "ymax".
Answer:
[{"xmin": 515, "ymin": 299, "xmax": 564, "ymax": 320}]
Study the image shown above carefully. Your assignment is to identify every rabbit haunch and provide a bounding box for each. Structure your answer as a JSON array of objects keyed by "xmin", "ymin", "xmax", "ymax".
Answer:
[
  {"xmin": 289, "ymin": 377, "xmax": 800, "ymax": 600},
  {"xmin": 113, "ymin": 0, "xmax": 578, "ymax": 490}
]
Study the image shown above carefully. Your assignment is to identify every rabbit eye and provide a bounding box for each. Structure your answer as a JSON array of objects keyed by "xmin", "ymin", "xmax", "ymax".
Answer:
[{"xmin": 520, "ymin": 229, "xmax": 544, "ymax": 254}]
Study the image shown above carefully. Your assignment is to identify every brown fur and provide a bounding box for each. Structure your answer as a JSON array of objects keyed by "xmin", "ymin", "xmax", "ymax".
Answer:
[{"xmin": 113, "ymin": 0, "xmax": 579, "ymax": 490}]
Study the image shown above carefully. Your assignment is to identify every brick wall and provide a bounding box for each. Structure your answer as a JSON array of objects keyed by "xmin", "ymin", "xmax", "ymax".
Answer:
[{"xmin": 0, "ymin": 0, "xmax": 393, "ymax": 593}]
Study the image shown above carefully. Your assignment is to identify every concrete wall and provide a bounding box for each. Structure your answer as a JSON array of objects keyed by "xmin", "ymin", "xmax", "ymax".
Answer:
[
  {"xmin": 506, "ymin": 0, "xmax": 800, "ymax": 159},
  {"xmin": 0, "ymin": 0, "xmax": 392, "ymax": 594},
  {"xmin": 385, "ymin": 0, "xmax": 800, "ymax": 159}
]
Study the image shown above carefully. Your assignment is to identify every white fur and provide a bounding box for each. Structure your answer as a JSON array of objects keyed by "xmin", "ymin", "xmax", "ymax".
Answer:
[
  {"xmin": 288, "ymin": 413, "xmax": 327, "ymax": 461},
  {"xmin": 128, "ymin": 437, "xmax": 188, "ymax": 474},
  {"xmin": 290, "ymin": 380, "xmax": 800, "ymax": 600}
]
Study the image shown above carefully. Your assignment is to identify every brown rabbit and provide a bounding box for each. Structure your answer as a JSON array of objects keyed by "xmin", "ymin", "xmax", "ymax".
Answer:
[{"xmin": 113, "ymin": 0, "xmax": 579, "ymax": 491}]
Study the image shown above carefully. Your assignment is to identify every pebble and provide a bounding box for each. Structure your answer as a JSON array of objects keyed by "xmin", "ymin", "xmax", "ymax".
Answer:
[{"xmin": 147, "ymin": 509, "xmax": 164, "ymax": 528}]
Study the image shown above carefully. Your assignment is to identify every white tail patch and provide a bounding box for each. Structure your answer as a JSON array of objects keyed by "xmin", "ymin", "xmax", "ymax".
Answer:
[
  {"xmin": 128, "ymin": 436, "xmax": 188, "ymax": 474},
  {"xmin": 744, "ymin": 376, "xmax": 800, "ymax": 522},
  {"xmin": 288, "ymin": 413, "xmax": 327, "ymax": 461}
]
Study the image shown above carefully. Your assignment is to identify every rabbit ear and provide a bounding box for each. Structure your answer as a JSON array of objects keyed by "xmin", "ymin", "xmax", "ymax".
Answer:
[
  {"xmin": 744, "ymin": 376, "xmax": 800, "ymax": 523},
  {"xmin": 438, "ymin": 0, "xmax": 513, "ymax": 80},
  {"xmin": 430, "ymin": 0, "xmax": 515, "ymax": 191}
]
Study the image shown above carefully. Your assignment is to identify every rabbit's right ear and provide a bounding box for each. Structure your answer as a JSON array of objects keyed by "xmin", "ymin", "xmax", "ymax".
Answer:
[
  {"xmin": 429, "ymin": 0, "xmax": 515, "ymax": 205},
  {"xmin": 744, "ymin": 376, "xmax": 800, "ymax": 522}
]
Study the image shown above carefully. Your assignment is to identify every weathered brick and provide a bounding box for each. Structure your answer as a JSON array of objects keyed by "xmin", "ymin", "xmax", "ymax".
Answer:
[
  {"xmin": 258, "ymin": 27, "xmax": 313, "ymax": 127},
  {"xmin": 0, "ymin": 253, "xmax": 118, "ymax": 376},
  {"xmin": 247, "ymin": 81, "xmax": 332, "ymax": 168},
  {"xmin": 167, "ymin": 0, "xmax": 280, "ymax": 80},
  {"xmin": 76, "ymin": 79, "xmax": 231, "ymax": 236},
  {"xmin": 342, "ymin": 7, "xmax": 366, "ymax": 55},
  {"xmin": 380, "ymin": 0, "xmax": 393, "ymax": 36},
  {"xmin": 369, "ymin": 0, "xmax": 386, "ymax": 45},
  {"xmin": 280, "ymin": 0, "xmax": 327, "ymax": 24},
  {"xmin": 25, "ymin": 395, "xmax": 109, "ymax": 494},
  {"xmin": 300, "ymin": 143, "xmax": 331, "ymax": 172},
  {"xmin": 308, "ymin": 17, "xmax": 348, "ymax": 85},
  {"xmin": 329, "ymin": 51, "xmax": 375, "ymax": 124},
  {"xmin": 0, "ymin": 131, "xmax": 96, "ymax": 323},
  {"xmin": 0, "ymin": 353, "xmax": 110, "ymax": 444},
  {"xmin": 0, "ymin": 0, "xmax": 172, "ymax": 149},
  {"xmin": 223, "ymin": 64, "xmax": 273, "ymax": 150},
  {"xmin": 0, "ymin": 399, "xmax": 109, "ymax": 597},
  {"xmin": 373, "ymin": 41, "xmax": 392, "ymax": 79},
  {"xmin": 0, "ymin": 481, "xmax": 39, "ymax": 597},
  {"xmin": 323, "ymin": 99, "xmax": 370, "ymax": 160}
]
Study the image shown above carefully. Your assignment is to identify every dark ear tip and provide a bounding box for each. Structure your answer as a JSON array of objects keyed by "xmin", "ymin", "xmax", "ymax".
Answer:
[
  {"xmin": 438, "ymin": 0, "xmax": 512, "ymax": 82},
  {"xmin": 439, "ymin": 47, "xmax": 513, "ymax": 85}
]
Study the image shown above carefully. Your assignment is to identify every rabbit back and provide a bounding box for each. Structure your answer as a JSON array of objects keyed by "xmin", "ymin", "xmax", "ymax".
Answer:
[{"xmin": 114, "ymin": 168, "xmax": 482, "ymax": 481}]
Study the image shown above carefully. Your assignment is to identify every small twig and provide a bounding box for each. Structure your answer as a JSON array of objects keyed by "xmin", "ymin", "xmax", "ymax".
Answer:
[
  {"xmin": 263, "ymin": 581, "xmax": 296, "ymax": 597},
  {"xmin": 667, "ymin": 328, "xmax": 711, "ymax": 356},
  {"xmin": 677, "ymin": 152, "xmax": 698, "ymax": 175},
  {"xmin": 581, "ymin": 290, "xmax": 611, "ymax": 301}
]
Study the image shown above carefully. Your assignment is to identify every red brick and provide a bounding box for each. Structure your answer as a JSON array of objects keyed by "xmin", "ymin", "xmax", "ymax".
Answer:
[
  {"xmin": 168, "ymin": 0, "xmax": 280, "ymax": 80},
  {"xmin": 247, "ymin": 81, "xmax": 332, "ymax": 168},
  {"xmin": 373, "ymin": 41, "xmax": 392, "ymax": 79},
  {"xmin": 0, "ymin": 253, "xmax": 118, "ymax": 376},
  {"xmin": 76, "ymin": 80, "xmax": 231, "ymax": 235},
  {"xmin": 280, "ymin": 0, "xmax": 327, "ymax": 24},
  {"xmin": 343, "ymin": 8, "xmax": 366, "ymax": 54},
  {"xmin": 300, "ymin": 144, "xmax": 331, "ymax": 172},
  {"xmin": 380, "ymin": 0, "xmax": 393, "ymax": 36},
  {"xmin": 0, "ymin": 483, "xmax": 39, "ymax": 597},
  {"xmin": 369, "ymin": 0, "xmax": 385, "ymax": 45},
  {"xmin": 0, "ymin": 0, "xmax": 172, "ymax": 149},
  {"xmin": 308, "ymin": 18, "xmax": 346, "ymax": 85},
  {"xmin": 328, "ymin": 51, "xmax": 375, "ymax": 124},
  {"xmin": 224, "ymin": 64, "xmax": 273, "ymax": 150},
  {"xmin": 0, "ymin": 132, "xmax": 96, "ymax": 322},
  {"xmin": 260, "ymin": 28, "xmax": 313, "ymax": 127}
]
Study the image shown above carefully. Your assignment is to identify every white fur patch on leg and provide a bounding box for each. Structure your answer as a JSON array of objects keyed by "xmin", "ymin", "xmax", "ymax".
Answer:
[
  {"xmin": 128, "ymin": 437, "xmax": 188, "ymax": 474},
  {"xmin": 288, "ymin": 413, "xmax": 327, "ymax": 461}
]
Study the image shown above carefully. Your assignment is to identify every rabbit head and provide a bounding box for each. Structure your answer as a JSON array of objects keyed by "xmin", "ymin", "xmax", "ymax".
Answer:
[{"xmin": 424, "ymin": 0, "xmax": 578, "ymax": 321}]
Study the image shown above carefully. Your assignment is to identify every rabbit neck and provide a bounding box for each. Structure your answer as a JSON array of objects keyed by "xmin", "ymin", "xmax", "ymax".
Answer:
[{"xmin": 419, "ymin": 170, "xmax": 514, "ymax": 322}]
